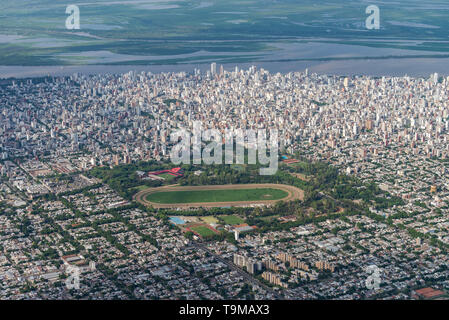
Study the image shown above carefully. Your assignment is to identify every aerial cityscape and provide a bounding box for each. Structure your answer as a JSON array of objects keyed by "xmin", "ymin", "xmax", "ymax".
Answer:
[{"xmin": 1, "ymin": 0, "xmax": 449, "ymax": 305}]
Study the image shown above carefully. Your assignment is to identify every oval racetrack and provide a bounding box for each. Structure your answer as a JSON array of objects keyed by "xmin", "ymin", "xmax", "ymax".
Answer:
[{"xmin": 134, "ymin": 183, "xmax": 304, "ymax": 209}]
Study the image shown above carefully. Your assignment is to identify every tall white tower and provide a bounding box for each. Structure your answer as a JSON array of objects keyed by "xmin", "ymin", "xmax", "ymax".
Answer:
[{"xmin": 211, "ymin": 62, "xmax": 217, "ymax": 76}]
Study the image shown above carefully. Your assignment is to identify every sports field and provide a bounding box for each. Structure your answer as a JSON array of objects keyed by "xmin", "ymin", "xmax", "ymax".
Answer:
[
  {"xmin": 145, "ymin": 188, "xmax": 288, "ymax": 204},
  {"xmin": 190, "ymin": 225, "xmax": 218, "ymax": 238},
  {"xmin": 201, "ymin": 216, "xmax": 219, "ymax": 224},
  {"xmin": 220, "ymin": 215, "xmax": 245, "ymax": 225},
  {"xmin": 158, "ymin": 173, "xmax": 176, "ymax": 181},
  {"xmin": 134, "ymin": 183, "xmax": 304, "ymax": 209}
]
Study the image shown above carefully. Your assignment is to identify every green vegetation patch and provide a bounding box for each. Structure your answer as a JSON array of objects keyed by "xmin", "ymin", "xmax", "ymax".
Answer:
[
  {"xmin": 145, "ymin": 188, "xmax": 288, "ymax": 204},
  {"xmin": 201, "ymin": 216, "xmax": 220, "ymax": 224},
  {"xmin": 158, "ymin": 173, "xmax": 177, "ymax": 181},
  {"xmin": 220, "ymin": 215, "xmax": 245, "ymax": 225},
  {"xmin": 190, "ymin": 225, "xmax": 217, "ymax": 238}
]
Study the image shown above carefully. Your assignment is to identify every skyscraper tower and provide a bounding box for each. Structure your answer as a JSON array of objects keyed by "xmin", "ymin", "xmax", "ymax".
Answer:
[{"xmin": 211, "ymin": 62, "xmax": 217, "ymax": 76}]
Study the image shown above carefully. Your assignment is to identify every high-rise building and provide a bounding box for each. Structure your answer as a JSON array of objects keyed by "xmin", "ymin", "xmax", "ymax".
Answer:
[
  {"xmin": 113, "ymin": 154, "xmax": 120, "ymax": 166},
  {"xmin": 262, "ymin": 271, "xmax": 288, "ymax": 288},
  {"xmin": 315, "ymin": 261, "xmax": 335, "ymax": 272},
  {"xmin": 211, "ymin": 62, "xmax": 217, "ymax": 76},
  {"xmin": 233, "ymin": 254, "xmax": 262, "ymax": 274},
  {"xmin": 431, "ymin": 72, "xmax": 439, "ymax": 85}
]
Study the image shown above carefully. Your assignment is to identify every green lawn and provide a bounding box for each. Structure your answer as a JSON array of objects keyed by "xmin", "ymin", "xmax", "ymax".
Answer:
[
  {"xmin": 201, "ymin": 216, "xmax": 219, "ymax": 224},
  {"xmin": 190, "ymin": 226, "xmax": 217, "ymax": 238},
  {"xmin": 259, "ymin": 215, "xmax": 280, "ymax": 222},
  {"xmin": 220, "ymin": 215, "xmax": 245, "ymax": 225},
  {"xmin": 133, "ymin": 185, "xmax": 150, "ymax": 192},
  {"xmin": 158, "ymin": 173, "xmax": 177, "ymax": 181},
  {"xmin": 145, "ymin": 188, "xmax": 288, "ymax": 204}
]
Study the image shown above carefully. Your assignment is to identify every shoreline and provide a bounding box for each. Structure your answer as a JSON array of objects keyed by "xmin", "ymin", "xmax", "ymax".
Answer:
[{"xmin": 1, "ymin": 57, "xmax": 448, "ymax": 80}]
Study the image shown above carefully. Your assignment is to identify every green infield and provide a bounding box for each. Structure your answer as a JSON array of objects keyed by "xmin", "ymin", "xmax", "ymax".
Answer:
[
  {"xmin": 220, "ymin": 215, "xmax": 245, "ymax": 225},
  {"xmin": 190, "ymin": 225, "xmax": 218, "ymax": 238},
  {"xmin": 145, "ymin": 188, "xmax": 289, "ymax": 204}
]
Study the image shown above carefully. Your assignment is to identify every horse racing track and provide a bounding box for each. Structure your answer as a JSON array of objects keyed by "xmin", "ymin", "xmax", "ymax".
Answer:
[{"xmin": 134, "ymin": 184, "xmax": 304, "ymax": 209}]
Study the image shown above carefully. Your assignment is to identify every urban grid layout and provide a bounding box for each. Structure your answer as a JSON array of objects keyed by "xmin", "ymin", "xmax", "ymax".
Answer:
[
  {"xmin": 1, "ymin": 0, "xmax": 449, "ymax": 304},
  {"xmin": 1, "ymin": 65, "xmax": 449, "ymax": 300}
]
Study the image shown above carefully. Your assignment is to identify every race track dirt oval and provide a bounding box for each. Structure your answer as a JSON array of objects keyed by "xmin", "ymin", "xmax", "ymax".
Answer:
[{"xmin": 134, "ymin": 183, "xmax": 304, "ymax": 209}]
